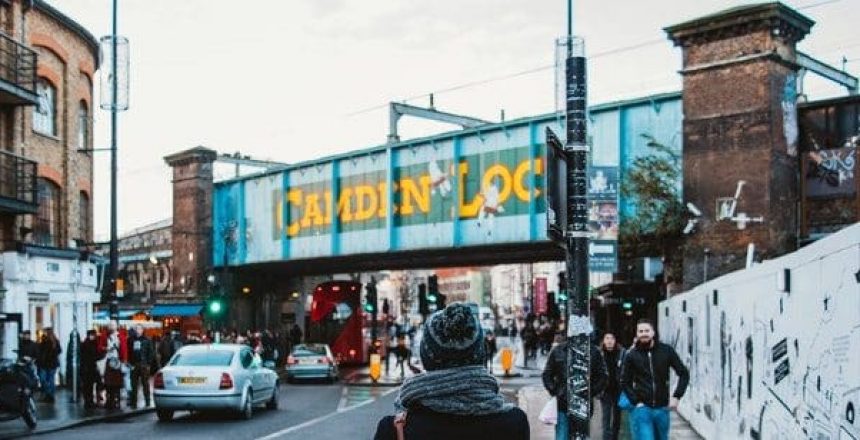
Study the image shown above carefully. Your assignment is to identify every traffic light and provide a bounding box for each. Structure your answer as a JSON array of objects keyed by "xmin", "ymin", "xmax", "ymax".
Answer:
[
  {"xmin": 557, "ymin": 271, "xmax": 568, "ymax": 301},
  {"xmin": 418, "ymin": 283, "xmax": 429, "ymax": 316},
  {"xmin": 364, "ymin": 280, "xmax": 378, "ymax": 313},
  {"xmin": 437, "ymin": 292, "xmax": 447, "ymax": 309},
  {"xmin": 427, "ymin": 275, "xmax": 439, "ymax": 303},
  {"xmin": 205, "ymin": 295, "xmax": 226, "ymax": 322}
]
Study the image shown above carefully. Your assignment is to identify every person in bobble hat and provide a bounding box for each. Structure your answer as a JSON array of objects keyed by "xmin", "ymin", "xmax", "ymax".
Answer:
[{"xmin": 374, "ymin": 303, "xmax": 529, "ymax": 440}]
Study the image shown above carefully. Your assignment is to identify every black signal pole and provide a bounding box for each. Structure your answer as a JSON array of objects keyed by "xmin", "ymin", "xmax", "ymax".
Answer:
[{"xmin": 563, "ymin": 0, "xmax": 591, "ymax": 437}]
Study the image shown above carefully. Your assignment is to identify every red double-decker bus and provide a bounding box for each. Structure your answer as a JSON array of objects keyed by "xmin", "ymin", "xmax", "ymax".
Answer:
[{"xmin": 307, "ymin": 280, "xmax": 368, "ymax": 365}]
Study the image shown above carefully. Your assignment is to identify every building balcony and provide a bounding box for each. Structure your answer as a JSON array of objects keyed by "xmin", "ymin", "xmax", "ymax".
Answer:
[
  {"xmin": 0, "ymin": 150, "xmax": 37, "ymax": 214},
  {"xmin": 0, "ymin": 32, "xmax": 37, "ymax": 105}
]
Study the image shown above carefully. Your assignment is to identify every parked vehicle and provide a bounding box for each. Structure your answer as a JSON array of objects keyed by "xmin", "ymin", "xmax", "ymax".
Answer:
[
  {"xmin": 0, "ymin": 356, "xmax": 38, "ymax": 429},
  {"xmin": 153, "ymin": 344, "xmax": 278, "ymax": 422},
  {"xmin": 285, "ymin": 344, "xmax": 339, "ymax": 383}
]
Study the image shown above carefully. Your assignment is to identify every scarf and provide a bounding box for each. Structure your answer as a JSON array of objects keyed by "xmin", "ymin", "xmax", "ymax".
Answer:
[{"xmin": 394, "ymin": 366, "xmax": 513, "ymax": 416}]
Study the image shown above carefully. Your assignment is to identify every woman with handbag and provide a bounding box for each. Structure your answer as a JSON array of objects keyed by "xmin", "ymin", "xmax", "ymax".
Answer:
[
  {"xmin": 103, "ymin": 322, "xmax": 126, "ymax": 410},
  {"xmin": 373, "ymin": 303, "xmax": 529, "ymax": 440}
]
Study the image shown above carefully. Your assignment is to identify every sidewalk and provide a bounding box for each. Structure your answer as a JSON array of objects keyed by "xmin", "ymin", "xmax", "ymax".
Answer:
[
  {"xmin": 517, "ymin": 385, "xmax": 704, "ymax": 440},
  {"xmin": 0, "ymin": 385, "xmax": 154, "ymax": 440}
]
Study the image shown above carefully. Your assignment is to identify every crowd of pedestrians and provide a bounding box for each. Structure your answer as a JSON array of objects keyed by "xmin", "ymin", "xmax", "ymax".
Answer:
[{"xmin": 16, "ymin": 322, "xmax": 308, "ymax": 412}]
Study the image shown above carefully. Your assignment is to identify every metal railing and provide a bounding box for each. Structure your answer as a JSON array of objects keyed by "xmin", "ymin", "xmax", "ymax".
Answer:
[
  {"xmin": 0, "ymin": 149, "xmax": 37, "ymax": 209},
  {"xmin": 0, "ymin": 31, "xmax": 36, "ymax": 94}
]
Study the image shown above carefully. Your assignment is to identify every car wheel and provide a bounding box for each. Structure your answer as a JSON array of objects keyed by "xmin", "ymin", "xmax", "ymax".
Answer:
[
  {"xmin": 240, "ymin": 391, "xmax": 253, "ymax": 420},
  {"xmin": 156, "ymin": 409, "xmax": 174, "ymax": 422},
  {"xmin": 266, "ymin": 384, "xmax": 279, "ymax": 410}
]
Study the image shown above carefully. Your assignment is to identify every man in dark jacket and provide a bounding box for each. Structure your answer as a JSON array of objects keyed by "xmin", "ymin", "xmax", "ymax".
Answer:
[
  {"xmin": 600, "ymin": 332, "xmax": 625, "ymax": 440},
  {"xmin": 620, "ymin": 319, "xmax": 689, "ymax": 440},
  {"xmin": 374, "ymin": 303, "xmax": 529, "ymax": 440},
  {"xmin": 18, "ymin": 330, "xmax": 39, "ymax": 360},
  {"xmin": 542, "ymin": 337, "xmax": 608, "ymax": 439},
  {"xmin": 79, "ymin": 330, "xmax": 104, "ymax": 409},
  {"xmin": 128, "ymin": 325, "xmax": 157, "ymax": 408}
]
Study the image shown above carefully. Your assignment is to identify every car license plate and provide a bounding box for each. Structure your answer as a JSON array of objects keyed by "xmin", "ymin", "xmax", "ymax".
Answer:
[
  {"xmin": 299, "ymin": 359, "xmax": 315, "ymax": 365},
  {"xmin": 178, "ymin": 377, "xmax": 206, "ymax": 384}
]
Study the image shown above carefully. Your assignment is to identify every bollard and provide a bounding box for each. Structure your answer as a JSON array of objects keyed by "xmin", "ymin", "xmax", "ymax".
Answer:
[
  {"xmin": 369, "ymin": 354, "xmax": 381, "ymax": 384},
  {"xmin": 500, "ymin": 347, "xmax": 514, "ymax": 377}
]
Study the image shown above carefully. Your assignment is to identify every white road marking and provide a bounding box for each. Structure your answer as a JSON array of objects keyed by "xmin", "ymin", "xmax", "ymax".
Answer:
[{"xmin": 256, "ymin": 387, "xmax": 397, "ymax": 440}]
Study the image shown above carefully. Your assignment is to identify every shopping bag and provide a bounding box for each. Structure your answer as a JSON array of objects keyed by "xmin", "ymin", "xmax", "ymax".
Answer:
[{"xmin": 538, "ymin": 397, "xmax": 557, "ymax": 425}]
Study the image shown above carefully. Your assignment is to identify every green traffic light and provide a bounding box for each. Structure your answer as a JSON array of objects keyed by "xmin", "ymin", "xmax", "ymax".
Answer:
[
  {"xmin": 364, "ymin": 304, "xmax": 375, "ymax": 313},
  {"xmin": 209, "ymin": 301, "xmax": 222, "ymax": 314},
  {"xmin": 427, "ymin": 294, "xmax": 437, "ymax": 303},
  {"xmin": 622, "ymin": 302, "xmax": 633, "ymax": 310}
]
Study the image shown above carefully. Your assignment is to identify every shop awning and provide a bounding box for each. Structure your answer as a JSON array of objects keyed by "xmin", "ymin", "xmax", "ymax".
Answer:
[{"xmin": 150, "ymin": 304, "xmax": 204, "ymax": 318}]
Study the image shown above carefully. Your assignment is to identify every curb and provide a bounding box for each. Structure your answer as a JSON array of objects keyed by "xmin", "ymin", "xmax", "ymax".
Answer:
[{"xmin": 8, "ymin": 407, "xmax": 155, "ymax": 439}]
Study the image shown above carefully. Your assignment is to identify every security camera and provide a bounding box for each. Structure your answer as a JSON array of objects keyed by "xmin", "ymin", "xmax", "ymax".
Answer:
[{"xmin": 686, "ymin": 202, "xmax": 702, "ymax": 217}]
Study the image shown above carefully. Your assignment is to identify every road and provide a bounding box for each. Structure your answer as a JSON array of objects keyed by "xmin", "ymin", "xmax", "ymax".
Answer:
[{"xmin": 31, "ymin": 373, "xmax": 536, "ymax": 440}]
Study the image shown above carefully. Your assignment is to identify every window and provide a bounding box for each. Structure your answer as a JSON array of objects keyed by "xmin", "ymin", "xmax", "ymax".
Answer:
[
  {"xmin": 79, "ymin": 191, "xmax": 90, "ymax": 241},
  {"xmin": 34, "ymin": 178, "xmax": 61, "ymax": 247},
  {"xmin": 240, "ymin": 350, "xmax": 253, "ymax": 369},
  {"xmin": 77, "ymin": 101, "xmax": 88, "ymax": 149},
  {"xmin": 170, "ymin": 351, "xmax": 234, "ymax": 367},
  {"xmin": 33, "ymin": 79, "xmax": 56, "ymax": 136}
]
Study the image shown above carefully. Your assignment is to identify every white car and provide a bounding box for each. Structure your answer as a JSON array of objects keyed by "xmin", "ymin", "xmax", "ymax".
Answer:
[{"xmin": 153, "ymin": 343, "xmax": 279, "ymax": 421}]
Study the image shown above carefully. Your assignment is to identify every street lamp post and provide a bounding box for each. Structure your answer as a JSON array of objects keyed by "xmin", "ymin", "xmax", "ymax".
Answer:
[{"xmin": 563, "ymin": 0, "xmax": 591, "ymax": 438}]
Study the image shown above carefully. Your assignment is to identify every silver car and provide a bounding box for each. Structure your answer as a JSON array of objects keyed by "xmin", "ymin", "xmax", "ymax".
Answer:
[
  {"xmin": 153, "ymin": 344, "xmax": 279, "ymax": 421},
  {"xmin": 285, "ymin": 344, "xmax": 339, "ymax": 383}
]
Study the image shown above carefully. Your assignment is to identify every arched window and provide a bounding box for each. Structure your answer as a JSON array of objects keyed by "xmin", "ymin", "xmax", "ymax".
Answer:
[
  {"xmin": 33, "ymin": 79, "xmax": 56, "ymax": 136},
  {"xmin": 35, "ymin": 178, "xmax": 61, "ymax": 247},
  {"xmin": 79, "ymin": 191, "xmax": 90, "ymax": 242},
  {"xmin": 78, "ymin": 101, "xmax": 89, "ymax": 149}
]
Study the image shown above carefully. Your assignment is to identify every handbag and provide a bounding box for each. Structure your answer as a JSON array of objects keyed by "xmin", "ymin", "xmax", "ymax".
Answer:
[
  {"xmin": 617, "ymin": 391, "xmax": 634, "ymax": 411},
  {"xmin": 538, "ymin": 397, "xmax": 557, "ymax": 425}
]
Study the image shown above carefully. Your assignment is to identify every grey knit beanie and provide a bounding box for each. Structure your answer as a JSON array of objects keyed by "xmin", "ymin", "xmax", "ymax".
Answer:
[{"xmin": 419, "ymin": 303, "xmax": 485, "ymax": 371}]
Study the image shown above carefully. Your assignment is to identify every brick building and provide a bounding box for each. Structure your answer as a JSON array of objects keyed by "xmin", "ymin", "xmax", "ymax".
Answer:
[{"xmin": 0, "ymin": 0, "xmax": 100, "ymax": 362}]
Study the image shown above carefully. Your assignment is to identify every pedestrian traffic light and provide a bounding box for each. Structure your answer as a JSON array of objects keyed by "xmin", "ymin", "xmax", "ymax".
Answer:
[{"xmin": 622, "ymin": 300, "xmax": 633, "ymax": 310}]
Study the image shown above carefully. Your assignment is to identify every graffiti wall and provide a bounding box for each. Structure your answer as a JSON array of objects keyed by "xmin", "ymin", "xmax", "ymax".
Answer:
[{"xmin": 660, "ymin": 223, "xmax": 860, "ymax": 439}]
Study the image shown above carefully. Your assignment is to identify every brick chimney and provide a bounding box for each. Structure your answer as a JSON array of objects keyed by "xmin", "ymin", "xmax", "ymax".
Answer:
[
  {"xmin": 665, "ymin": 3, "xmax": 814, "ymax": 289},
  {"xmin": 164, "ymin": 147, "xmax": 217, "ymax": 299}
]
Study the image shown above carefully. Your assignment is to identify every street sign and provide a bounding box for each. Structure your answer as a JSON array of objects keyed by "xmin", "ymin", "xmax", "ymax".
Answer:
[
  {"xmin": 545, "ymin": 128, "xmax": 568, "ymax": 243},
  {"xmin": 589, "ymin": 240, "xmax": 617, "ymax": 272},
  {"xmin": 534, "ymin": 277, "xmax": 548, "ymax": 314},
  {"xmin": 588, "ymin": 166, "xmax": 619, "ymax": 273}
]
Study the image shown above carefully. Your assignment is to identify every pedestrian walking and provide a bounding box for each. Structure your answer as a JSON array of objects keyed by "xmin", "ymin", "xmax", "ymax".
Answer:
[
  {"xmin": 103, "ymin": 322, "xmax": 126, "ymax": 410},
  {"xmin": 484, "ymin": 331, "xmax": 498, "ymax": 373},
  {"xmin": 620, "ymin": 319, "xmax": 689, "ymax": 440},
  {"xmin": 600, "ymin": 331, "xmax": 625, "ymax": 440},
  {"xmin": 373, "ymin": 303, "xmax": 529, "ymax": 440},
  {"xmin": 79, "ymin": 330, "xmax": 104, "ymax": 409},
  {"xmin": 542, "ymin": 336, "xmax": 608, "ymax": 439},
  {"xmin": 37, "ymin": 327, "xmax": 62, "ymax": 403},
  {"xmin": 290, "ymin": 324, "xmax": 303, "ymax": 347},
  {"xmin": 521, "ymin": 321, "xmax": 537, "ymax": 367},
  {"xmin": 128, "ymin": 325, "xmax": 156, "ymax": 408}
]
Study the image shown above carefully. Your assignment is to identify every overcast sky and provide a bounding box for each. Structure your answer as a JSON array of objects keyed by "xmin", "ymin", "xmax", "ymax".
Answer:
[{"xmin": 53, "ymin": 0, "xmax": 859, "ymax": 239}]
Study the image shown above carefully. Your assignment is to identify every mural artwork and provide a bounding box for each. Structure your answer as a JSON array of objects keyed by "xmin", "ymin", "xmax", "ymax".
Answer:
[{"xmin": 661, "ymin": 224, "xmax": 860, "ymax": 439}]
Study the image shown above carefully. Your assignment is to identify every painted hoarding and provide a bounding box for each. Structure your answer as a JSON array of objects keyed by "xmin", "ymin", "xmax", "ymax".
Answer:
[{"xmin": 659, "ymin": 223, "xmax": 860, "ymax": 440}]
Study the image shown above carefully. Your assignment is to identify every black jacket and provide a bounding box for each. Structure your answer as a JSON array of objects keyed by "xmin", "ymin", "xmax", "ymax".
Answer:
[
  {"xmin": 18, "ymin": 339, "xmax": 39, "ymax": 360},
  {"xmin": 542, "ymin": 342, "xmax": 607, "ymax": 412},
  {"xmin": 601, "ymin": 348, "xmax": 624, "ymax": 398},
  {"xmin": 79, "ymin": 339, "xmax": 104, "ymax": 379},
  {"xmin": 129, "ymin": 334, "xmax": 156, "ymax": 368},
  {"xmin": 374, "ymin": 405, "xmax": 529, "ymax": 440},
  {"xmin": 619, "ymin": 341, "xmax": 689, "ymax": 408}
]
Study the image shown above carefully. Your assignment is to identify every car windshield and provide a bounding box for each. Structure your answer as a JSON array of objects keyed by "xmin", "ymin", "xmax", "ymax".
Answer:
[
  {"xmin": 171, "ymin": 350, "xmax": 234, "ymax": 366},
  {"xmin": 293, "ymin": 345, "xmax": 327, "ymax": 357}
]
